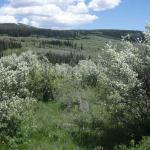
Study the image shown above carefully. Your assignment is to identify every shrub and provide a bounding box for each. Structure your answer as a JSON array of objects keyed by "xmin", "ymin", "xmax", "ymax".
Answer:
[
  {"xmin": 97, "ymin": 28, "xmax": 150, "ymax": 141},
  {"xmin": 27, "ymin": 62, "xmax": 57, "ymax": 102},
  {"xmin": 73, "ymin": 60, "xmax": 100, "ymax": 87},
  {"xmin": 115, "ymin": 137, "xmax": 150, "ymax": 150},
  {"xmin": 0, "ymin": 96, "xmax": 36, "ymax": 148},
  {"xmin": 0, "ymin": 51, "xmax": 37, "ymax": 148}
]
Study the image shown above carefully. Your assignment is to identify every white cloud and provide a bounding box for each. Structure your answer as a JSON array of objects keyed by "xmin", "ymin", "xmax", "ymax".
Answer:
[
  {"xmin": 0, "ymin": 0, "xmax": 121, "ymax": 28},
  {"xmin": 20, "ymin": 18, "xmax": 30, "ymax": 24},
  {"xmin": 89, "ymin": 0, "xmax": 121, "ymax": 11},
  {"xmin": 67, "ymin": 2, "xmax": 89, "ymax": 14},
  {"xmin": 30, "ymin": 20, "xmax": 40, "ymax": 27},
  {"xmin": 55, "ymin": 12, "xmax": 97, "ymax": 25},
  {"xmin": 0, "ymin": 15, "xmax": 17, "ymax": 23}
]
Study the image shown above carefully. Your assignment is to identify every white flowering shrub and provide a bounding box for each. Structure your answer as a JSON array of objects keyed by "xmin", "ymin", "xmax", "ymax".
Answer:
[
  {"xmin": 95, "ymin": 26, "xmax": 150, "ymax": 142},
  {"xmin": 27, "ymin": 61, "xmax": 57, "ymax": 102},
  {"xmin": 51, "ymin": 60, "xmax": 100, "ymax": 87},
  {"xmin": 98, "ymin": 42, "xmax": 140, "ymax": 97},
  {"xmin": 73, "ymin": 60, "xmax": 100, "ymax": 87},
  {"xmin": 0, "ymin": 51, "xmax": 38, "ymax": 146},
  {"xmin": 54, "ymin": 63, "xmax": 73, "ymax": 80},
  {"xmin": 0, "ymin": 96, "xmax": 36, "ymax": 144},
  {"xmin": 145, "ymin": 24, "xmax": 150, "ymax": 44},
  {"xmin": 0, "ymin": 51, "xmax": 39, "ymax": 100}
]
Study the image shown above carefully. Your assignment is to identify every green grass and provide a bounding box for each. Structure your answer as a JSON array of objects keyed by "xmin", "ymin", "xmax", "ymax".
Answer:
[
  {"xmin": 18, "ymin": 102, "xmax": 85, "ymax": 150},
  {"xmin": 0, "ymin": 34, "xmax": 122, "ymax": 61},
  {"xmin": 18, "ymin": 35, "xmax": 121, "ymax": 61}
]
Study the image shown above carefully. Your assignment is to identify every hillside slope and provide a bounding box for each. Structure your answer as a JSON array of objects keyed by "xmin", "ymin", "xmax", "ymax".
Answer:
[{"xmin": 0, "ymin": 23, "xmax": 144, "ymax": 41}]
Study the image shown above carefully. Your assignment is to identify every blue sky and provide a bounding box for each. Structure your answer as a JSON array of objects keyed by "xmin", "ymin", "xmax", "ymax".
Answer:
[
  {"xmin": 0, "ymin": 0, "xmax": 149, "ymax": 30},
  {"xmin": 82, "ymin": 0, "xmax": 150, "ymax": 30}
]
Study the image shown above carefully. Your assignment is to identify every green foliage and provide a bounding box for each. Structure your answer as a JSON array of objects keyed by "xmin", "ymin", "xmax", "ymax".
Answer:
[
  {"xmin": 115, "ymin": 137, "xmax": 150, "ymax": 150},
  {"xmin": 73, "ymin": 60, "xmax": 100, "ymax": 87},
  {"xmin": 95, "ymin": 26, "xmax": 150, "ymax": 141},
  {"xmin": 19, "ymin": 102, "xmax": 85, "ymax": 150},
  {"xmin": 70, "ymin": 102, "xmax": 132, "ymax": 150},
  {"xmin": 56, "ymin": 79, "xmax": 96, "ymax": 112},
  {"xmin": 0, "ymin": 97, "xmax": 36, "ymax": 149},
  {"xmin": 0, "ymin": 52, "xmax": 37, "ymax": 148},
  {"xmin": 45, "ymin": 51, "xmax": 85, "ymax": 66},
  {"xmin": 27, "ymin": 62, "xmax": 57, "ymax": 102},
  {"xmin": 0, "ymin": 38, "xmax": 22, "ymax": 52},
  {"xmin": 38, "ymin": 39, "xmax": 79, "ymax": 50}
]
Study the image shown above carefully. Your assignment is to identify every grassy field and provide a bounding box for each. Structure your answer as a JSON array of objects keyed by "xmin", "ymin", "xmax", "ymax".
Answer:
[{"xmin": 0, "ymin": 35, "xmax": 122, "ymax": 61}]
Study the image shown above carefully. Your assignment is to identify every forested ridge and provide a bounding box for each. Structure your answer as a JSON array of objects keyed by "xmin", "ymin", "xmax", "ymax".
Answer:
[{"xmin": 0, "ymin": 23, "xmax": 144, "ymax": 41}]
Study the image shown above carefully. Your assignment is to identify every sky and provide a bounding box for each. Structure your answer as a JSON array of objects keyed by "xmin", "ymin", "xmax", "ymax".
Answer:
[{"xmin": 0, "ymin": 0, "xmax": 150, "ymax": 30}]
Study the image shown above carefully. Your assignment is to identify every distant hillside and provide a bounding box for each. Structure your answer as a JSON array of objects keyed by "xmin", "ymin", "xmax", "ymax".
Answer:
[{"xmin": 0, "ymin": 23, "xmax": 144, "ymax": 41}]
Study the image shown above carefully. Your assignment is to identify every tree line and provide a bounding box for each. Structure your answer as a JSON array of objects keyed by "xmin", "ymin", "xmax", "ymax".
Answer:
[
  {"xmin": 38, "ymin": 40, "xmax": 84, "ymax": 50},
  {"xmin": 44, "ymin": 51, "xmax": 85, "ymax": 66},
  {"xmin": 0, "ymin": 39, "xmax": 22, "ymax": 52}
]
